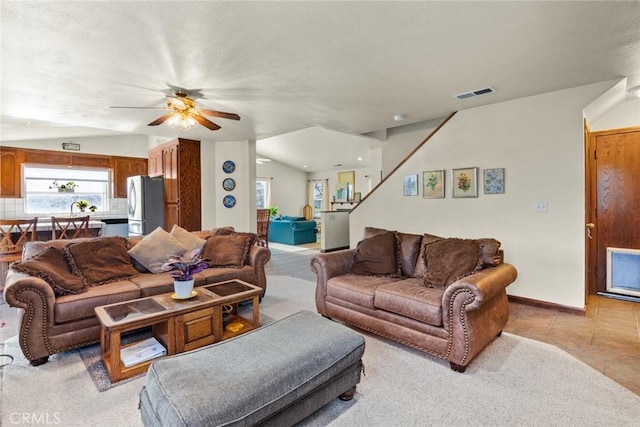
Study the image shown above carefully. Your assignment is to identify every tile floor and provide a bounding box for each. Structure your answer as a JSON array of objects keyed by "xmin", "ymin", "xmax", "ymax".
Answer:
[{"xmin": 504, "ymin": 294, "xmax": 640, "ymax": 395}]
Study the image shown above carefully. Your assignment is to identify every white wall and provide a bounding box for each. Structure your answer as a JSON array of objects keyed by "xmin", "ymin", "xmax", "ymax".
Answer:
[
  {"xmin": 256, "ymin": 159, "xmax": 307, "ymax": 217},
  {"xmin": 200, "ymin": 140, "xmax": 217, "ymax": 230},
  {"xmin": 590, "ymin": 98, "xmax": 640, "ymax": 131},
  {"xmin": 210, "ymin": 140, "xmax": 256, "ymax": 232},
  {"xmin": 0, "ymin": 134, "xmax": 149, "ymax": 157},
  {"xmin": 350, "ymin": 81, "xmax": 619, "ymax": 310},
  {"xmin": 380, "ymin": 118, "xmax": 443, "ymax": 177}
]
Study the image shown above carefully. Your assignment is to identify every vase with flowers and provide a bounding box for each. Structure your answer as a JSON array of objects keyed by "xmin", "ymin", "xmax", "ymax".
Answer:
[{"xmin": 161, "ymin": 250, "xmax": 209, "ymax": 299}]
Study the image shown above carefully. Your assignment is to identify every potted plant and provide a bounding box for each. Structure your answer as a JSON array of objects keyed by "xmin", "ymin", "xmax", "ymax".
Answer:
[
  {"xmin": 50, "ymin": 180, "xmax": 78, "ymax": 193},
  {"xmin": 268, "ymin": 206, "xmax": 279, "ymax": 218},
  {"xmin": 89, "ymin": 205, "xmax": 97, "ymax": 213},
  {"xmin": 74, "ymin": 200, "xmax": 89, "ymax": 212},
  {"xmin": 161, "ymin": 250, "xmax": 209, "ymax": 299}
]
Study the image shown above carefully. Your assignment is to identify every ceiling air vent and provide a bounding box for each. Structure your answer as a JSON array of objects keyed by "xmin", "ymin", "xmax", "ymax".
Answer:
[{"xmin": 454, "ymin": 86, "xmax": 495, "ymax": 100}]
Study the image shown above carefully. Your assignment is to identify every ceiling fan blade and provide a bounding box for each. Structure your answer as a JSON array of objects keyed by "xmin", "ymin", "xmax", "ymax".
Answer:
[
  {"xmin": 198, "ymin": 109, "xmax": 241, "ymax": 120},
  {"xmin": 148, "ymin": 113, "xmax": 175, "ymax": 126},
  {"xmin": 193, "ymin": 114, "xmax": 221, "ymax": 130}
]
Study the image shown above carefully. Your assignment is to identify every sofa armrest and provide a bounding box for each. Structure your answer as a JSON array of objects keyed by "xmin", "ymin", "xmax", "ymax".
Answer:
[
  {"xmin": 310, "ymin": 249, "xmax": 355, "ymax": 316},
  {"xmin": 443, "ymin": 263, "xmax": 518, "ymax": 314},
  {"xmin": 247, "ymin": 245, "xmax": 271, "ymax": 297},
  {"xmin": 3, "ymin": 269, "xmax": 57, "ymax": 362},
  {"xmin": 441, "ymin": 263, "xmax": 517, "ymax": 367}
]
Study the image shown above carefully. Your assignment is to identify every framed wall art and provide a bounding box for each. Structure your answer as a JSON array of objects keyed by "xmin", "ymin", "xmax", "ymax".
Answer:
[
  {"xmin": 483, "ymin": 168, "xmax": 505, "ymax": 194},
  {"xmin": 335, "ymin": 183, "xmax": 349, "ymax": 202},
  {"xmin": 403, "ymin": 174, "xmax": 418, "ymax": 196},
  {"xmin": 452, "ymin": 167, "xmax": 478, "ymax": 198},
  {"xmin": 422, "ymin": 170, "xmax": 445, "ymax": 198}
]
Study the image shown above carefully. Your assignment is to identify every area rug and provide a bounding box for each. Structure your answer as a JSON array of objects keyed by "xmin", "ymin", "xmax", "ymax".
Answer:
[
  {"xmin": 78, "ymin": 329, "xmax": 152, "ymax": 392},
  {"xmin": 2, "ymin": 275, "xmax": 640, "ymax": 426}
]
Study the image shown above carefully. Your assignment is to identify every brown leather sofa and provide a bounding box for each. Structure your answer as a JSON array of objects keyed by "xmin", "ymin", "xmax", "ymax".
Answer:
[
  {"xmin": 3, "ymin": 229, "xmax": 271, "ymax": 366},
  {"xmin": 311, "ymin": 227, "xmax": 517, "ymax": 372}
]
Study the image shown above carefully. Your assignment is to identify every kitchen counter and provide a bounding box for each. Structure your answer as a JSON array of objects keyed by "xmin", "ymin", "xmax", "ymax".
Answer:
[{"xmin": 33, "ymin": 220, "xmax": 105, "ymax": 231}]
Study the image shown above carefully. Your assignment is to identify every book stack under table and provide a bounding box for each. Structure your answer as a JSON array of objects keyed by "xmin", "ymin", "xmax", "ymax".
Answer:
[
  {"xmin": 94, "ymin": 279, "xmax": 262, "ymax": 382},
  {"xmin": 121, "ymin": 337, "xmax": 166, "ymax": 368}
]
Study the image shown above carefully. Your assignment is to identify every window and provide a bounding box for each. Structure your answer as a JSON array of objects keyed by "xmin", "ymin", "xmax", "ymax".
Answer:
[
  {"xmin": 24, "ymin": 166, "xmax": 110, "ymax": 214},
  {"xmin": 256, "ymin": 178, "xmax": 269, "ymax": 209},
  {"xmin": 313, "ymin": 180, "xmax": 324, "ymax": 217}
]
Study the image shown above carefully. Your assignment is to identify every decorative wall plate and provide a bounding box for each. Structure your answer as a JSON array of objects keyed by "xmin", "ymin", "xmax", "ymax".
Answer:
[
  {"xmin": 223, "ymin": 195, "xmax": 236, "ymax": 208},
  {"xmin": 222, "ymin": 178, "xmax": 236, "ymax": 191},
  {"xmin": 222, "ymin": 160, "xmax": 236, "ymax": 174}
]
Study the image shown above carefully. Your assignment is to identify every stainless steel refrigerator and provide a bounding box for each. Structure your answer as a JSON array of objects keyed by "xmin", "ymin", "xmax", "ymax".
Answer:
[{"xmin": 127, "ymin": 175, "xmax": 165, "ymax": 236}]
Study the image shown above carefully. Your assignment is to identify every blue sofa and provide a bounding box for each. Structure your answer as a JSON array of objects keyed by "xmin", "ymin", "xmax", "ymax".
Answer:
[{"xmin": 269, "ymin": 216, "xmax": 317, "ymax": 245}]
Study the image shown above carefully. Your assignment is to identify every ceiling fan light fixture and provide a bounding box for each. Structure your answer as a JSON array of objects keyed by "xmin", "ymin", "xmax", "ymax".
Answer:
[{"xmin": 167, "ymin": 112, "xmax": 197, "ymax": 130}]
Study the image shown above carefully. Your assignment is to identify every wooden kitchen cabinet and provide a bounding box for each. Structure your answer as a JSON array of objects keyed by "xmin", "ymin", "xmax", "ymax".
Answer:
[
  {"xmin": 148, "ymin": 148, "xmax": 163, "ymax": 177},
  {"xmin": 23, "ymin": 149, "xmax": 71, "ymax": 166},
  {"xmin": 113, "ymin": 157, "xmax": 148, "ymax": 198},
  {"xmin": 0, "ymin": 145, "xmax": 149, "ymax": 199},
  {"xmin": 0, "ymin": 147, "xmax": 24, "ymax": 198},
  {"xmin": 148, "ymin": 139, "xmax": 201, "ymax": 231}
]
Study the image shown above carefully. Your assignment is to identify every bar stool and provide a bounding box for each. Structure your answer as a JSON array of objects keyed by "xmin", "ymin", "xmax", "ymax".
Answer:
[
  {"xmin": 51, "ymin": 216, "xmax": 90, "ymax": 240},
  {"xmin": 0, "ymin": 218, "xmax": 38, "ymax": 286},
  {"xmin": 256, "ymin": 209, "xmax": 271, "ymax": 248}
]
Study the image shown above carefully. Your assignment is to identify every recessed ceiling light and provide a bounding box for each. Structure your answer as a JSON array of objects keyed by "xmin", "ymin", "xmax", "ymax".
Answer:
[
  {"xmin": 303, "ymin": 165, "xmax": 307, "ymax": 168},
  {"xmin": 357, "ymin": 157, "xmax": 362, "ymax": 161},
  {"xmin": 393, "ymin": 114, "xmax": 407, "ymax": 122},
  {"xmin": 629, "ymin": 85, "xmax": 640, "ymax": 98}
]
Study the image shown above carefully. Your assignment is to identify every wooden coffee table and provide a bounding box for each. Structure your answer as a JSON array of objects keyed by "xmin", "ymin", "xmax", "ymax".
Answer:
[{"xmin": 94, "ymin": 279, "xmax": 261, "ymax": 382}]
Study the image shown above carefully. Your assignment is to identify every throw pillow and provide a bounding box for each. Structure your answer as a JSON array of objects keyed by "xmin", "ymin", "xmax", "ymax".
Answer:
[
  {"xmin": 170, "ymin": 225, "xmax": 207, "ymax": 254},
  {"xmin": 211, "ymin": 226, "xmax": 235, "ymax": 236},
  {"xmin": 351, "ymin": 231, "xmax": 399, "ymax": 276},
  {"xmin": 422, "ymin": 238, "xmax": 482, "ymax": 289},
  {"xmin": 230, "ymin": 231, "xmax": 257, "ymax": 248},
  {"xmin": 190, "ymin": 226, "xmax": 235, "ymax": 241},
  {"xmin": 202, "ymin": 234, "xmax": 253, "ymax": 267},
  {"xmin": 63, "ymin": 236, "xmax": 139, "ymax": 286},
  {"xmin": 128, "ymin": 227, "xmax": 187, "ymax": 273},
  {"xmin": 363, "ymin": 226, "xmax": 392, "ymax": 239},
  {"xmin": 476, "ymin": 238, "xmax": 502, "ymax": 266},
  {"xmin": 11, "ymin": 246, "xmax": 86, "ymax": 296},
  {"xmin": 412, "ymin": 233, "xmax": 444, "ymax": 278},
  {"xmin": 396, "ymin": 232, "xmax": 423, "ymax": 277}
]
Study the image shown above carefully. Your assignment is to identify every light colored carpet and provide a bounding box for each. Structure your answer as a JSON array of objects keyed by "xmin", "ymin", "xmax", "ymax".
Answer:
[{"xmin": 2, "ymin": 275, "xmax": 640, "ymax": 426}]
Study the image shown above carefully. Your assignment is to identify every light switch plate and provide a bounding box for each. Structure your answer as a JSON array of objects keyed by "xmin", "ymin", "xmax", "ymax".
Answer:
[{"xmin": 535, "ymin": 201, "xmax": 548, "ymax": 213}]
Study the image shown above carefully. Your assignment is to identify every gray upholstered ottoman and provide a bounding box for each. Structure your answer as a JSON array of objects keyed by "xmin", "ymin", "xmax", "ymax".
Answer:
[{"xmin": 139, "ymin": 310, "xmax": 365, "ymax": 426}]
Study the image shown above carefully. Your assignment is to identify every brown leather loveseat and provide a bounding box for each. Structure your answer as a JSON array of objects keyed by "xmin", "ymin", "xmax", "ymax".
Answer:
[
  {"xmin": 311, "ymin": 227, "xmax": 517, "ymax": 372},
  {"xmin": 4, "ymin": 226, "xmax": 270, "ymax": 366}
]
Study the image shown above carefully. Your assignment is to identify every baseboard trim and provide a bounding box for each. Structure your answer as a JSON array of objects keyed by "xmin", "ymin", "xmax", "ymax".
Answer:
[{"xmin": 507, "ymin": 295, "xmax": 585, "ymax": 316}]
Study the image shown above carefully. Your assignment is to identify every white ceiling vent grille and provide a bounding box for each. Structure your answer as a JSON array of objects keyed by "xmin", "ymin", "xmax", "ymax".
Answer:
[{"xmin": 454, "ymin": 87, "xmax": 495, "ymax": 100}]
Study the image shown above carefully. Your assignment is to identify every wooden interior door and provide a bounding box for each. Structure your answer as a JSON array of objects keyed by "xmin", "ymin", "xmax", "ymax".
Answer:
[{"xmin": 588, "ymin": 126, "xmax": 640, "ymax": 294}]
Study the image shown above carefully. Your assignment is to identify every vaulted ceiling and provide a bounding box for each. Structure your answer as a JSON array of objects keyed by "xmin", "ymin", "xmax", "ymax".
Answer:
[{"xmin": 1, "ymin": 1, "xmax": 639, "ymax": 172}]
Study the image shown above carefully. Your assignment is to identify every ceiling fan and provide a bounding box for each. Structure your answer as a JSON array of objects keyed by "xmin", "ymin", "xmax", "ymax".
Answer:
[{"xmin": 110, "ymin": 91, "xmax": 240, "ymax": 131}]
